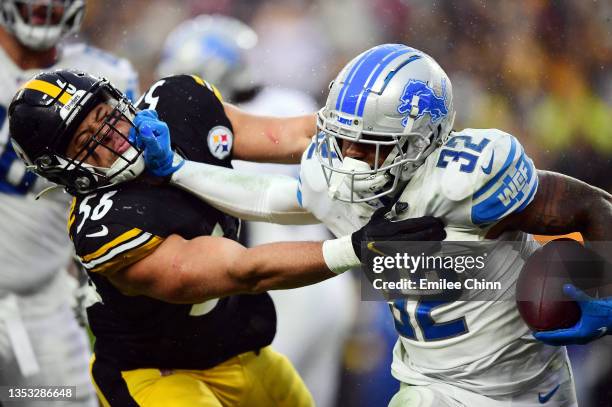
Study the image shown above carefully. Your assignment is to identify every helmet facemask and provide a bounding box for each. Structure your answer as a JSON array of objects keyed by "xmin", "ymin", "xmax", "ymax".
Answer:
[
  {"xmin": 315, "ymin": 108, "xmax": 443, "ymax": 204},
  {"xmin": 0, "ymin": 0, "xmax": 85, "ymax": 50}
]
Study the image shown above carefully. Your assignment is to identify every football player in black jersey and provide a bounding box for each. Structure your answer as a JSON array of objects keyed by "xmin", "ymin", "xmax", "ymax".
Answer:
[{"xmin": 7, "ymin": 69, "xmax": 447, "ymax": 407}]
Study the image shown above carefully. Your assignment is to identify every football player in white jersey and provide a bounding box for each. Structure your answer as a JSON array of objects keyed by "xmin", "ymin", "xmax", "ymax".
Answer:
[
  {"xmin": 0, "ymin": 1, "xmax": 138, "ymax": 405},
  {"xmin": 156, "ymin": 15, "xmax": 356, "ymax": 407},
  {"xmin": 128, "ymin": 44, "xmax": 610, "ymax": 407}
]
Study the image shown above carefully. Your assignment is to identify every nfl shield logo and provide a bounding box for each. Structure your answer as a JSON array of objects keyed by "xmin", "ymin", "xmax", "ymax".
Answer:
[{"xmin": 207, "ymin": 126, "xmax": 233, "ymax": 159}]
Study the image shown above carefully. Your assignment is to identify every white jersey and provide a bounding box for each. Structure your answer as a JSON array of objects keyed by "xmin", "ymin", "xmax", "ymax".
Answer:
[
  {"xmin": 298, "ymin": 128, "xmax": 567, "ymax": 397},
  {"xmin": 0, "ymin": 43, "xmax": 138, "ymax": 296}
]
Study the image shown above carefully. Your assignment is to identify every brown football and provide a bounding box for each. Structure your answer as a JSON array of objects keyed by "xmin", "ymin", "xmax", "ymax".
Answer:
[{"xmin": 516, "ymin": 238, "xmax": 585, "ymax": 332}]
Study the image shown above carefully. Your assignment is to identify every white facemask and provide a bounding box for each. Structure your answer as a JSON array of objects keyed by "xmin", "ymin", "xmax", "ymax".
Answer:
[{"xmin": 328, "ymin": 157, "xmax": 391, "ymax": 202}]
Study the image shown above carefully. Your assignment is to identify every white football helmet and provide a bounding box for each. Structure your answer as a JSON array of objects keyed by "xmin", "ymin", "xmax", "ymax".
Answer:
[
  {"xmin": 0, "ymin": 0, "xmax": 85, "ymax": 50},
  {"xmin": 316, "ymin": 43, "xmax": 455, "ymax": 203},
  {"xmin": 157, "ymin": 14, "xmax": 258, "ymax": 100}
]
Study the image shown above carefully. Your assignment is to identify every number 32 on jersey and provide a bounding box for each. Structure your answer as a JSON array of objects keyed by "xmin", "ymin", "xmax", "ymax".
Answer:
[{"xmin": 391, "ymin": 299, "xmax": 469, "ymax": 342}]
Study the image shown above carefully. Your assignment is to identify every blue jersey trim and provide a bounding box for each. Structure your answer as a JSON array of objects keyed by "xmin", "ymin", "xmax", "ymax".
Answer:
[
  {"xmin": 296, "ymin": 176, "xmax": 303, "ymax": 207},
  {"xmin": 0, "ymin": 103, "xmax": 37, "ymax": 196},
  {"xmin": 306, "ymin": 142, "xmax": 316, "ymax": 160},
  {"xmin": 471, "ymin": 151, "xmax": 537, "ymax": 225},
  {"xmin": 515, "ymin": 174, "xmax": 538, "ymax": 213},
  {"xmin": 297, "ymin": 187, "xmax": 303, "ymax": 207},
  {"xmin": 473, "ymin": 136, "xmax": 517, "ymax": 200}
]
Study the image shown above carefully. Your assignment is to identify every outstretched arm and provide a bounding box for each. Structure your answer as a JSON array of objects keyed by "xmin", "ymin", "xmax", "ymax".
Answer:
[
  {"xmin": 224, "ymin": 103, "xmax": 316, "ymax": 164},
  {"xmin": 111, "ymin": 235, "xmax": 338, "ymax": 303},
  {"xmin": 171, "ymin": 159, "xmax": 320, "ymax": 225},
  {"xmin": 108, "ymin": 208, "xmax": 446, "ymax": 304}
]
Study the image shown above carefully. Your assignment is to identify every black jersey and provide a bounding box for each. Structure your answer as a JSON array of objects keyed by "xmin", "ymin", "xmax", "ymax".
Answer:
[{"xmin": 68, "ymin": 75, "xmax": 276, "ymax": 370}]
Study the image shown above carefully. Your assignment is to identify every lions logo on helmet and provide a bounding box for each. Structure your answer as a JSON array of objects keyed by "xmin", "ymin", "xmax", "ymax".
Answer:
[{"xmin": 397, "ymin": 79, "xmax": 449, "ymax": 127}]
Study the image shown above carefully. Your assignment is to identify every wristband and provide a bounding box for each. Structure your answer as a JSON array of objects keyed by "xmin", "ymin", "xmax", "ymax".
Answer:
[{"xmin": 322, "ymin": 235, "xmax": 361, "ymax": 274}]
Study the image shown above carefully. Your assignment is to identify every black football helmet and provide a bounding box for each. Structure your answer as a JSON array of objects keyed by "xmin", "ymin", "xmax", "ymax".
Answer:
[{"xmin": 9, "ymin": 69, "xmax": 144, "ymax": 195}]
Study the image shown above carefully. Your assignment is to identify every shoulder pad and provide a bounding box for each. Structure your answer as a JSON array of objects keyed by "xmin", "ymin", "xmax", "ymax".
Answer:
[
  {"xmin": 463, "ymin": 129, "xmax": 538, "ymax": 225},
  {"xmin": 436, "ymin": 129, "xmax": 528, "ymax": 201}
]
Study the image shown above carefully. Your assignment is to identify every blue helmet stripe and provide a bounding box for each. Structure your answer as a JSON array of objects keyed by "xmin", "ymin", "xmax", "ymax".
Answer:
[
  {"xmin": 339, "ymin": 44, "xmax": 406, "ymax": 116},
  {"xmin": 378, "ymin": 54, "xmax": 422, "ymax": 94},
  {"xmin": 356, "ymin": 51, "xmax": 421, "ymax": 117},
  {"xmin": 335, "ymin": 48, "xmax": 377, "ymax": 111}
]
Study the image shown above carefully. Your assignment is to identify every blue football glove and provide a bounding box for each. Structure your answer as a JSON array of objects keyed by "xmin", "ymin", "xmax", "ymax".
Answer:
[
  {"xmin": 129, "ymin": 109, "xmax": 184, "ymax": 177},
  {"xmin": 534, "ymin": 284, "xmax": 612, "ymax": 345}
]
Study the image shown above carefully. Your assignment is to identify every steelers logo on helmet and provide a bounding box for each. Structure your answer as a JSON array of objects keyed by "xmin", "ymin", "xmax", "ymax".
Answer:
[{"xmin": 207, "ymin": 126, "xmax": 233, "ymax": 160}]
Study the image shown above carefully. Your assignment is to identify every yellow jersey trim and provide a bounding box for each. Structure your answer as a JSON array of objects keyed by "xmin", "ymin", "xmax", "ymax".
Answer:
[
  {"xmin": 190, "ymin": 75, "xmax": 223, "ymax": 102},
  {"xmin": 82, "ymin": 228, "xmax": 142, "ymax": 262},
  {"xmin": 191, "ymin": 74, "xmax": 205, "ymax": 86},
  {"xmin": 90, "ymin": 235, "xmax": 163, "ymax": 275},
  {"xmin": 67, "ymin": 197, "xmax": 77, "ymax": 234}
]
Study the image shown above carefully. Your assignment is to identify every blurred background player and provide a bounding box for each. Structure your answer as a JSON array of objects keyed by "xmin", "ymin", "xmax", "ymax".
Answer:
[
  {"xmin": 156, "ymin": 15, "xmax": 357, "ymax": 407},
  {"xmin": 0, "ymin": 1, "xmax": 138, "ymax": 405}
]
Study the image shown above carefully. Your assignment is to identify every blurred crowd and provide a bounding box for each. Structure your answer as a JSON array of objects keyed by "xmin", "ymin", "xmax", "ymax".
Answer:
[{"xmin": 76, "ymin": 1, "xmax": 611, "ymax": 405}]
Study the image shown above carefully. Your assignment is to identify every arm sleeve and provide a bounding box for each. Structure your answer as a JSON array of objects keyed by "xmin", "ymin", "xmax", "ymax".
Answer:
[
  {"xmin": 470, "ymin": 133, "xmax": 538, "ymax": 226},
  {"xmin": 170, "ymin": 159, "xmax": 320, "ymax": 225}
]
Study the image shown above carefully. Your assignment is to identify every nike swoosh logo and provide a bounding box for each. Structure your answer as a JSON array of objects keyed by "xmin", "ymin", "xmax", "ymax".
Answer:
[
  {"xmin": 538, "ymin": 384, "xmax": 560, "ymax": 404},
  {"xmin": 597, "ymin": 327, "xmax": 608, "ymax": 336},
  {"xmin": 86, "ymin": 225, "xmax": 109, "ymax": 238},
  {"xmin": 481, "ymin": 151, "xmax": 494, "ymax": 174}
]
